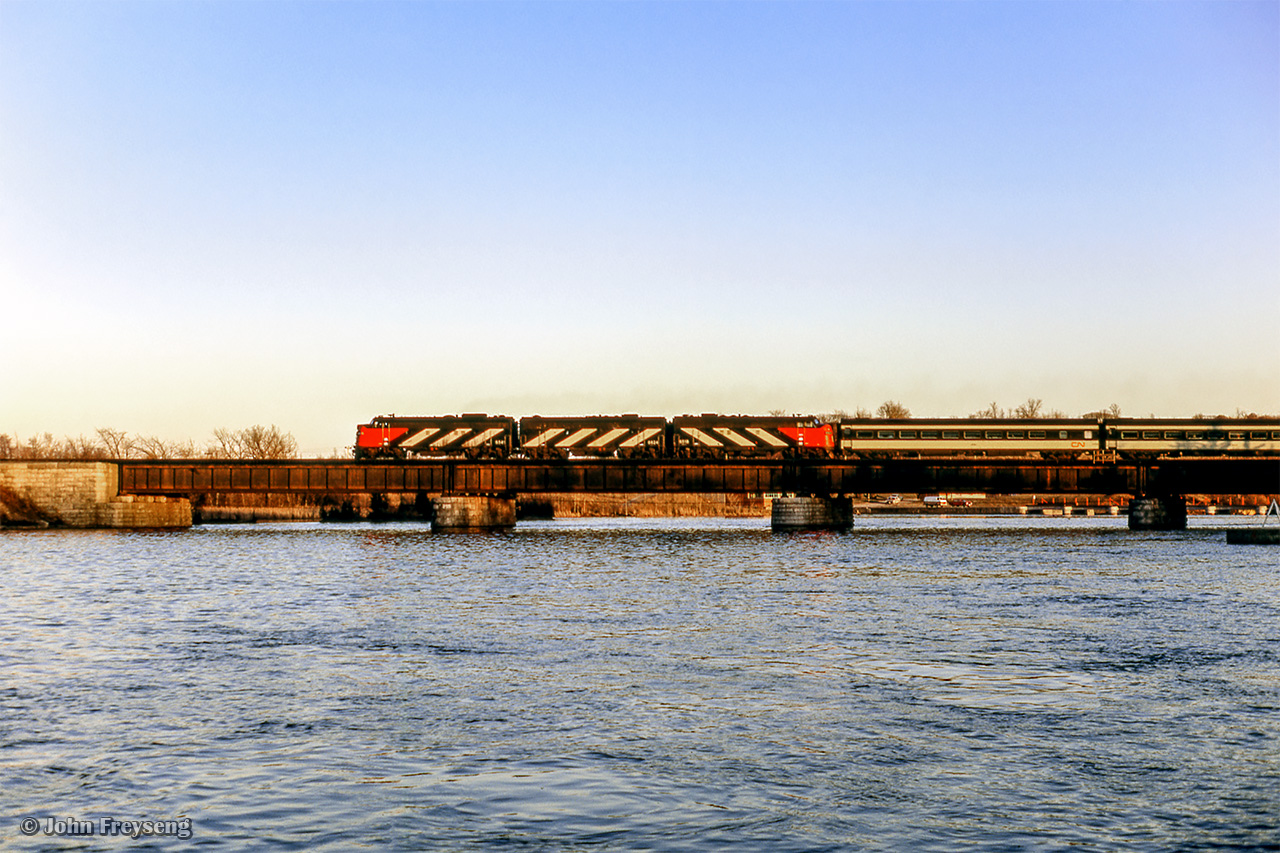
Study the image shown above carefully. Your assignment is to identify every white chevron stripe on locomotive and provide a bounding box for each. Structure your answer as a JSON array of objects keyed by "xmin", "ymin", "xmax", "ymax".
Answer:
[
  {"xmin": 523, "ymin": 428, "xmax": 566, "ymax": 448},
  {"xmin": 556, "ymin": 428, "xmax": 597, "ymax": 448},
  {"xmin": 587, "ymin": 428, "xmax": 630, "ymax": 448},
  {"xmin": 432, "ymin": 427, "xmax": 472, "ymax": 447},
  {"xmin": 619, "ymin": 428, "xmax": 663, "ymax": 448},
  {"xmin": 712, "ymin": 428, "xmax": 755, "ymax": 447},
  {"xmin": 400, "ymin": 427, "xmax": 442, "ymax": 449},
  {"xmin": 463, "ymin": 427, "xmax": 505, "ymax": 447},
  {"xmin": 745, "ymin": 428, "xmax": 788, "ymax": 447},
  {"xmin": 681, "ymin": 427, "xmax": 723, "ymax": 447}
]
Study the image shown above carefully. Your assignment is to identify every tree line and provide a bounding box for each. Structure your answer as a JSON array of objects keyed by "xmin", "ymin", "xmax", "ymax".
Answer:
[
  {"xmin": 790, "ymin": 400, "xmax": 1275, "ymax": 421},
  {"xmin": 5, "ymin": 404, "xmax": 1273, "ymax": 461},
  {"xmin": 780, "ymin": 399, "xmax": 1112, "ymax": 421},
  {"xmin": 0, "ymin": 425, "xmax": 299, "ymax": 460}
]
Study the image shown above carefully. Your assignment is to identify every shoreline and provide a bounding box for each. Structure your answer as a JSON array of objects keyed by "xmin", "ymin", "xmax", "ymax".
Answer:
[{"xmin": 189, "ymin": 494, "xmax": 1274, "ymax": 524}]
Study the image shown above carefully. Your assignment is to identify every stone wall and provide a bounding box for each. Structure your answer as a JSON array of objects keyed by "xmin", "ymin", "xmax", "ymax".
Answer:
[
  {"xmin": 0, "ymin": 462, "xmax": 191, "ymax": 529},
  {"xmin": 1128, "ymin": 496, "xmax": 1188, "ymax": 531},
  {"xmin": 95, "ymin": 494, "xmax": 193, "ymax": 528},
  {"xmin": 771, "ymin": 496, "xmax": 855, "ymax": 531}
]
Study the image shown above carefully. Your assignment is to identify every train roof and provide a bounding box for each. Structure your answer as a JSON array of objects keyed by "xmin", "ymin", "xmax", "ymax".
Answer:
[
  {"xmin": 1106, "ymin": 417, "xmax": 1280, "ymax": 426},
  {"xmin": 837, "ymin": 417, "xmax": 1100, "ymax": 425}
]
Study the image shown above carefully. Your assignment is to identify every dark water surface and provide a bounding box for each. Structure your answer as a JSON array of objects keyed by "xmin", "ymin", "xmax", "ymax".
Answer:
[{"xmin": 2, "ymin": 517, "xmax": 1277, "ymax": 851}]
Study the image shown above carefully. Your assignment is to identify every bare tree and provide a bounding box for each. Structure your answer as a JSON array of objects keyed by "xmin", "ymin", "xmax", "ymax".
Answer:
[
  {"xmin": 1013, "ymin": 398, "xmax": 1043, "ymax": 419},
  {"xmin": 169, "ymin": 439, "xmax": 199, "ymax": 458},
  {"xmin": 0, "ymin": 426, "xmax": 299, "ymax": 460},
  {"xmin": 854, "ymin": 407, "xmax": 872, "ymax": 419},
  {"xmin": 970, "ymin": 402, "xmax": 1005, "ymax": 419},
  {"xmin": 207, "ymin": 427, "xmax": 245, "ymax": 458},
  {"xmin": 238, "ymin": 424, "xmax": 298, "ymax": 459},
  {"xmin": 128, "ymin": 434, "xmax": 199, "ymax": 459},
  {"xmin": 876, "ymin": 401, "xmax": 911, "ymax": 419},
  {"xmin": 208, "ymin": 425, "xmax": 298, "ymax": 459},
  {"xmin": 63, "ymin": 435, "xmax": 106, "ymax": 459},
  {"xmin": 96, "ymin": 427, "xmax": 133, "ymax": 459},
  {"xmin": 24, "ymin": 433, "xmax": 57, "ymax": 458},
  {"xmin": 1082, "ymin": 403, "xmax": 1123, "ymax": 420},
  {"xmin": 133, "ymin": 434, "xmax": 176, "ymax": 459}
]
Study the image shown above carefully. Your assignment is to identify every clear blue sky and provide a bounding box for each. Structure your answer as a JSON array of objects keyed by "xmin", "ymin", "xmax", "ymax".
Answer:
[{"xmin": 2, "ymin": 1, "xmax": 1276, "ymax": 454}]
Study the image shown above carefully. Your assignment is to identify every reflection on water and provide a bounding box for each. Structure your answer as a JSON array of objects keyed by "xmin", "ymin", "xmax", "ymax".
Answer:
[
  {"xmin": 1, "ymin": 517, "xmax": 1277, "ymax": 851},
  {"xmin": 848, "ymin": 659, "xmax": 1100, "ymax": 710}
]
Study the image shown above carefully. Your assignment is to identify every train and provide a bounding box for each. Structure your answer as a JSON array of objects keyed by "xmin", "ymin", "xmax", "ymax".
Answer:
[{"xmin": 354, "ymin": 414, "xmax": 1280, "ymax": 462}]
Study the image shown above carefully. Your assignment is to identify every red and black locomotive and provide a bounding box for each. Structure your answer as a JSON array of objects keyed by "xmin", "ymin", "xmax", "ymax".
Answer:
[{"xmin": 355, "ymin": 413, "xmax": 835, "ymax": 460}]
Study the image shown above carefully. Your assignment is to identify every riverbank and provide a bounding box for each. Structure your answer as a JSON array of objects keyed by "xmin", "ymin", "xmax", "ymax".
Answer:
[{"xmin": 191, "ymin": 492, "xmax": 1276, "ymax": 523}]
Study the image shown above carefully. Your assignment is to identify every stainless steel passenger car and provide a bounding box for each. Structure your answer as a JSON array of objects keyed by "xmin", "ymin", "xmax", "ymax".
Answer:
[
  {"xmin": 838, "ymin": 419, "xmax": 1101, "ymax": 459},
  {"xmin": 1104, "ymin": 419, "xmax": 1280, "ymax": 459}
]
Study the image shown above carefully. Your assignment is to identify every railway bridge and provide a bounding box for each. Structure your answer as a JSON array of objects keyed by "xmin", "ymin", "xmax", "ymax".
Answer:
[{"xmin": 116, "ymin": 457, "xmax": 1279, "ymax": 531}]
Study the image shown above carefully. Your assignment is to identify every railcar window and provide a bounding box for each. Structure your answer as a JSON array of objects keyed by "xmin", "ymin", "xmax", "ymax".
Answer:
[
  {"xmin": 899, "ymin": 431, "xmax": 917, "ymax": 439},
  {"xmin": 1273, "ymin": 431, "xmax": 1280, "ymax": 440},
  {"xmin": 943, "ymin": 431, "xmax": 960, "ymax": 440},
  {"xmin": 1206, "ymin": 431, "xmax": 1226, "ymax": 440},
  {"xmin": 1250, "ymin": 431, "xmax": 1267, "ymax": 440},
  {"xmin": 855, "ymin": 431, "xmax": 874, "ymax": 439},
  {"xmin": 1084, "ymin": 431, "xmax": 1093, "ymax": 439},
  {"xmin": 1164, "ymin": 431, "xmax": 1180, "ymax": 440},
  {"xmin": 1229, "ymin": 432, "xmax": 1245, "ymax": 440},
  {"xmin": 1029, "ymin": 431, "xmax": 1046, "ymax": 439},
  {"xmin": 921, "ymin": 431, "xmax": 939, "ymax": 439},
  {"xmin": 1186, "ymin": 432, "xmax": 1203, "ymax": 440},
  {"xmin": 877, "ymin": 431, "xmax": 895, "ymax": 440},
  {"xmin": 1007, "ymin": 431, "xmax": 1024, "ymax": 439},
  {"xmin": 1058, "ymin": 431, "xmax": 1068, "ymax": 439},
  {"xmin": 1121, "ymin": 431, "xmax": 1138, "ymax": 440},
  {"xmin": 963, "ymin": 431, "xmax": 981, "ymax": 440},
  {"xmin": 985, "ymin": 431, "xmax": 1003, "ymax": 439}
]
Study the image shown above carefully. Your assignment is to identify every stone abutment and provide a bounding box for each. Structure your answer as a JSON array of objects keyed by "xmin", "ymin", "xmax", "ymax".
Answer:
[{"xmin": 0, "ymin": 462, "xmax": 191, "ymax": 529}]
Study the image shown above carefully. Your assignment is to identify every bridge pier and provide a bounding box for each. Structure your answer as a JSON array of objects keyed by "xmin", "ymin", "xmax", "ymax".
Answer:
[
  {"xmin": 432, "ymin": 495, "xmax": 516, "ymax": 532},
  {"xmin": 1128, "ymin": 496, "xmax": 1187, "ymax": 531},
  {"xmin": 771, "ymin": 496, "xmax": 854, "ymax": 532}
]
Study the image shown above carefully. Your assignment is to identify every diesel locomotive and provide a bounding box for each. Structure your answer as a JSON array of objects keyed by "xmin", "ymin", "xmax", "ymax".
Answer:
[{"xmin": 355, "ymin": 414, "xmax": 1280, "ymax": 461}]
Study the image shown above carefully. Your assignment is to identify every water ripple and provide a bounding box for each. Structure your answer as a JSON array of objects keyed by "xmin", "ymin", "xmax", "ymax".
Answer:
[{"xmin": 1, "ymin": 517, "xmax": 1277, "ymax": 850}]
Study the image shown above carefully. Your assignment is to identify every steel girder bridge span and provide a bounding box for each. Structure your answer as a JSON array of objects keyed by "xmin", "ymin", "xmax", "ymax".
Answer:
[{"xmin": 117, "ymin": 457, "xmax": 1279, "ymax": 531}]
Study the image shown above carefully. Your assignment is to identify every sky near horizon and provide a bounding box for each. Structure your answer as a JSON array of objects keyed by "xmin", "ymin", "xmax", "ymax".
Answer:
[{"xmin": 2, "ymin": 1, "xmax": 1277, "ymax": 455}]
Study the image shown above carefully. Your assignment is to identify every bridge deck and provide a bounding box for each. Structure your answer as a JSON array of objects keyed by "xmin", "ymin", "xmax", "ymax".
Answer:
[{"xmin": 117, "ymin": 458, "xmax": 1279, "ymax": 496}]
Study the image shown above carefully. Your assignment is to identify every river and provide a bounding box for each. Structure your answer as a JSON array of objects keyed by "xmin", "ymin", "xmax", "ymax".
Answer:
[{"xmin": 2, "ymin": 516, "xmax": 1277, "ymax": 850}]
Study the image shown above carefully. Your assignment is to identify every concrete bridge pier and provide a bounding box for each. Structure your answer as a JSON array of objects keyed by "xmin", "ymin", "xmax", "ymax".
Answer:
[
  {"xmin": 1128, "ymin": 495, "xmax": 1187, "ymax": 531},
  {"xmin": 771, "ymin": 496, "xmax": 854, "ymax": 532},
  {"xmin": 432, "ymin": 495, "xmax": 517, "ymax": 532}
]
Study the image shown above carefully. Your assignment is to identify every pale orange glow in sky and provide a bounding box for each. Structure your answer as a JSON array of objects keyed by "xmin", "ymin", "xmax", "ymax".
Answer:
[{"xmin": 2, "ymin": 2, "xmax": 1277, "ymax": 454}]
